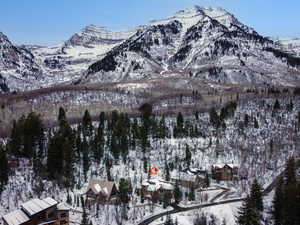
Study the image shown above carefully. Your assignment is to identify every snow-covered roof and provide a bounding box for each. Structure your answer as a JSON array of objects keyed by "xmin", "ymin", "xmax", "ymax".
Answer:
[
  {"xmin": 212, "ymin": 164, "xmax": 238, "ymax": 169},
  {"xmin": 87, "ymin": 180, "xmax": 116, "ymax": 198},
  {"xmin": 226, "ymin": 164, "xmax": 239, "ymax": 169},
  {"xmin": 2, "ymin": 209, "xmax": 30, "ymax": 225},
  {"xmin": 161, "ymin": 182, "xmax": 174, "ymax": 191},
  {"xmin": 171, "ymin": 171, "xmax": 199, "ymax": 182},
  {"xmin": 21, "ymin": 197, "xmax": 58, "ymax": 216},
  {"xmin": 94, "ymin": 183, "xmax": 102, "ymax": 193},
  {"xmin": 212, "ymin": 163, "xmax": 226, "ymax": 169},
  {"xmin": 142, "ymin": 177, "xmax": 174, "ymax": 192},
  {"xmin": 57, "ymin": 202, "xmax": 71, "ymax": 211}
]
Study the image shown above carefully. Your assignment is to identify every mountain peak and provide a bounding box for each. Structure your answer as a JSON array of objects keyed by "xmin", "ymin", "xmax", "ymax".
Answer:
[
  {"xmin": 0, "ymin": 32, "xmax": 10, "ymax": 42},
  {"xmin": 81, "ymin": 24, "xmax": 110, "ymax": 34},
  {"xmin": 173, "ymin": 5, "xmax": 228, "ymax": 18}
]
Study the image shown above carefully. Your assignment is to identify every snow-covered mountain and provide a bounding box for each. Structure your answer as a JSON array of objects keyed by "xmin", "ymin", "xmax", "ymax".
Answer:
[
  {"xmin": 65, "ymin": 24, "xmax": 138, "ymax": 47},
  {"xmin": 0, "ymin": 24, "xmax": 141, "ymax": 92},
  {"xmin": 84, "ymin": 6, "xmax": 300, "ymax": 85},
  {"xmin": 1, "ymin": 6, "xmax": 300, "ymax": 93},
  {"xmin": 0, "ymin": 32, "xmax": 42, "ymax": 92},
  {"xmin": 23, "ymin": 25, "xmax": 142, "ymax": 90},
  {"xmin": 272, "ymin": 38, "xmax": 300, "ymax": 57}
]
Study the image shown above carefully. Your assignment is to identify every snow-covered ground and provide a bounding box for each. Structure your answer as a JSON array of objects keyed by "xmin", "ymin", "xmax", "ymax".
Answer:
[{"xmin": 1, "ymin": 96, "xmax": 299, "ymax": 225}]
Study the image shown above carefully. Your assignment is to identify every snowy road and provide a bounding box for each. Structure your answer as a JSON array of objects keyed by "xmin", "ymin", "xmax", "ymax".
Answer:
[{"xmin": 137, "ymin": 168, "xmax": 286, "ymax": 225}]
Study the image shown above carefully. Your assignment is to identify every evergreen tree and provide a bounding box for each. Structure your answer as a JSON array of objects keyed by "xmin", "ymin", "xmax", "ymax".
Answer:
[
  {"xmin": 139, "ymin": 103, "xmax": 153, "ymax": 120},
  {"xmin": 23, "ymin": 112, "xmax": 44, "ymax": 159},
  {"xmin": 158, "ymin": 115, "xmax": 168, "ymax": 139},
  {"xmin": 47, "ymin": 133, "xmax": 64, "ymax": 180},
  {"xmin": 176, "ymin": 112, "xmax": 184, "ymax": 127},
  {"xmin": 175, "ymin": 112, "xmax": 184, "ymax": 137},
  {"xmin": 174, "ymin": 183, "xmax": 182, "ymax": 204},
  {"xmin": 273, "ymin": 99, "xmax": 281, "ymax": 111},
  {"xmin": 185, "ymin": 144, "xmax": 192, "ymax": 167},
  {"xmin": 119, "ymin": 178, "xmax": 131, "ymax": 204},
  {"xmin": 285, "ymin": 157, "xmax": 296, "ymax": 186},
  {"xmin": 82, "ymin": 137, "xmax": 90, "ymax": 181},
  {"xmin": 236, "ymin": 195, "xmax": 261, "ymax": 225},
  {"xmin": 205, "ymin": 173, "xmax": 210, "ymax": 188},
  {"xmin": 47, "ymin": 115, "xmax": 75, "ymax": 185},
  {"xmin": 99, "ymin": 112, "xmax": 106, "ymax": 131},
  {"xmin": 272, "ymin": 178, "xmax": 284, "ymax": 225},
  {"xmin": 253, "ymin": 117, "xmax": 259, "ymax": 129},
  {"xmin": 250, "ymin": 179, "xmax": 263, "ymax": 212},
  {"xmin": 236, "ymin": 180, "xmax": 264, "ymax": 225},
  {"xmin": 143, "ymin": 158, "xmax": 148, "ymax": 174},
  {"xmin": 165, "ymin": 163, "xmax": 170, "ymax": 181},
  {"xmin": 58, "ymin": 107, "xmax": 67, "ymax": 123},
  {"xmin": 82, "ymin": 109, "xmax": 93, "ymax": 137},
  {"xmin": 272, "ymin": 158, "xmax": 300, "ymax": 225},
  {"xmin": 194, "ymin": 213, "xmax": 207, "ymax": 225},
  {"xmin": 63, "ymin": 138, "xmax": 75, "ymax": 187},
  {"xmin": 0, "ymin": 144, "xmax": 9, "ymax": 193},
  {"xmin": 209, "ymin": 108, "xmax": 221, "ymax": 128},
  {"xmin": 81, "ymin": 209, "xmax": 89, "ymax": 225},
  {"xmin": 8, "ymin": 119, "xmax": 23, "ymax": 156},
  {"xmin": 209, "ymin": 215, "xmax": 217, "ymax": 225},
  {"xmin": 165, "ymin": 214, "xmax": 174, "ymax": 225},
  {"xmin": 244, "ymin": 114, "xmax": 249, "ymax": 127},
  {"xmin": 163, "ymin": 192, "xmax": 171, "ymax": 208},
  {"xmin": 195, "ymin": 111, "xmax": 199, "ymax": 120},
  {"xmin": 286, "ymin": 100, "xmax": 294, "ymax": 111}
]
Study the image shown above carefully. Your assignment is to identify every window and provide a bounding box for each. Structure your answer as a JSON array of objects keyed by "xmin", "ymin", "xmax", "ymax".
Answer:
[
  {"xmin": 60, "ymin": 213, "xmax": 67, "ymax": 218},
  {"xmin": 48, "ymin": 212, "xmax": 55, "ymax": 219},
  {"xmin": 39, "ymin": 212, "xmax": 46, "ymax": 220}
]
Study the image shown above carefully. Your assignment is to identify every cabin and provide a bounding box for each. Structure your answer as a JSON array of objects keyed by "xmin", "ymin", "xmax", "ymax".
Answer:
[
  {"xmin": 211, "ymin": 164, "xmax": 239, "ymax": 181},
  {"xmin": 140, "ymin": 178, "xmax": 174, "ymax": 202},
  {"xmin": 85, "ymin": 180, "xmax": 119, "ymax": 206},
  {"xmin": 2, "ymin": 198, "xmax": 70, "ymax": 225},
  {"xmin": 170, "ymin": 168, "xmax": 208, "ymax": 188}
]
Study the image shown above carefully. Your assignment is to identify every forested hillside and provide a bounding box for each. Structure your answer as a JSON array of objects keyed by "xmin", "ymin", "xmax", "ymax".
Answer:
[{"xmin": 1, "ymin": 93, "xmax": 300, "ymax": 225}]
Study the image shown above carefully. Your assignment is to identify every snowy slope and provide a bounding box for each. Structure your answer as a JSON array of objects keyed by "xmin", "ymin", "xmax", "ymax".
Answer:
[{"xmin": 0, "ymin": 32, "xmax": 42, "ymax": 92}]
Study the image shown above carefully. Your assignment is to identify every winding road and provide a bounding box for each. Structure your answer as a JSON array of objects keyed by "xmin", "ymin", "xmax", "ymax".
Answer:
[{"xmin": 137, "ymin": 169, "xmax": 286, "ymax": 225}]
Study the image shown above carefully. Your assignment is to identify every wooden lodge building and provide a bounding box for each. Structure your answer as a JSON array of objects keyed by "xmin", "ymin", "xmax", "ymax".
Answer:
[
  {"xmin": 170, "ymin": 168, "xmax": 207, "ymax": 188},
  {"xmin": 2, "ymin": 198, "xmax": 70, "ymax": 225},
  {"xmin": 211, "ymin": 164, "xmax": 239, "ymax": 181},
  {"xmin": 85, "ymin": 180, "xmax": 119, "ymax": 206},
  {"xmin": 140, "ymin": 178, "xmax": 174, "ymax": 201}
]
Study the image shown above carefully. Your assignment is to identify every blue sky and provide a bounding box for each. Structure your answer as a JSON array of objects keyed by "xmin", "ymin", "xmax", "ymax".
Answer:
[{"xmin": 0, "ymin": 0, "xmax": 299, "ymax": 45}]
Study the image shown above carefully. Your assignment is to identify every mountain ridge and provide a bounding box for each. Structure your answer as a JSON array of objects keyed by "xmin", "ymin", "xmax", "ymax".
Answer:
[
  {"xmin": 1, "ymin": 6, "xmax": 300, "ymax": 92},
  {"xmin": 84, "ymin": 6, "xmax": 299, "ymax": 85}
]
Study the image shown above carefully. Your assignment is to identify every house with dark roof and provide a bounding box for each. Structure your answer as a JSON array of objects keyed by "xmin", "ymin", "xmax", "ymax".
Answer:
[
  {"xmin": 1, "ymin": 198, "xmax": 70, "ymax": 225},
  {"xmin": 170, "ymin": 168, "xmax": 208, "ymax": 188},
  {"xmin": 211, "ymin": 164, "xmax": 239, "ymax": 181},
  {"xmin": 140, "ymin": 178, "xmax": 174, "ymax": 202},
  {"xmin": 85, "ymin": 180, "xmax": 119, "ymax": 205}
]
